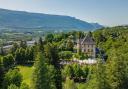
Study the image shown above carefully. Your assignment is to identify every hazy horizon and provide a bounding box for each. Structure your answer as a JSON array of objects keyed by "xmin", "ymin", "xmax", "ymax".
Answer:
[{"xmin": 0, "ymin": 0, "xmax": 128, "ymax": 26}]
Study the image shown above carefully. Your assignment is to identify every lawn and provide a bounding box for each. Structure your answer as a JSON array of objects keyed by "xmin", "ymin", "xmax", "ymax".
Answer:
[{"xmin": 17, "ymin": 65, "xmax": 33, "ymax": 86}]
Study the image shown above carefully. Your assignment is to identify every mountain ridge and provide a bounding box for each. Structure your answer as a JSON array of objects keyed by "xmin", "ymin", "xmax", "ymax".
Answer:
[{"xmin": 0, "ymin": 8, "xmax": 103, "ymax": 31}]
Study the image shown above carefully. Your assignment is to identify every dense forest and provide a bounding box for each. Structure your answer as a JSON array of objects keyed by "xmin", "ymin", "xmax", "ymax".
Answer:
[{"xmin": 0, "ymin": 26, "xmax": 128, "ymax": 89}]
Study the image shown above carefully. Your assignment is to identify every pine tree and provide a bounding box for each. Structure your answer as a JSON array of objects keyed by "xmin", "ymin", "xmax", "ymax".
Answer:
[
  {"xmin": 38, "ymin": 37, "xmax": 44, "ymax": 52},
  {"xmin": 86, "ymin": 60, "xmax": 109, "ymax": 89},
  {"xmin": 49, "ymin": 45, "xmax": 62, "ymax": 89},
  {"xmin": 10, "ymin": 43, "xmax": 19, "ymax": 55},
  {"xmin": 0, "ymin": 58, "xmax": 4, "ymax": 88},
  {"xmin": 54, "ymin": 69, "xmax": 62, "ymax": 89},
  {"xmin": 106, "ymin": 51, "xmax": 128, "ymax": 89},
  {"xmin": 95, "ymin": 60, "xmax": 109, "ymax": 89},
  {"xmin": 44, "ymin": 43, "xmax": 62, "ymax": 89},
  {"xmin": 20, "ymin": 40, "xmax": 27, "ymax": 49},
  {"xmin": 15, "ymin": 48, "xmax": 26, "ymax": 64},
  {"xmin": 31, "ymin": 52, "xmax": 56, "ymax": 89},
  {"xmin": 0, "ymin": 47, "xmax": 5, "ymax": 56}
]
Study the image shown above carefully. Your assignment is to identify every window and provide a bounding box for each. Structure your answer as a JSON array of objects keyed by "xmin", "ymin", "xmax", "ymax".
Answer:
[
  {"xmin": 88, "ymin": 49, "xmax": 90, "ymax": 52},
  {"xmin": 92, "ymin": 45, "xmax": 93, "ymax": 48}
]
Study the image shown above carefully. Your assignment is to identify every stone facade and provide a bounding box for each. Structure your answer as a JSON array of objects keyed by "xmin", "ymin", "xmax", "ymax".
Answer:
[{"xmin": 77, "ymin": 32, "xmax": 96, "ymax": 58}]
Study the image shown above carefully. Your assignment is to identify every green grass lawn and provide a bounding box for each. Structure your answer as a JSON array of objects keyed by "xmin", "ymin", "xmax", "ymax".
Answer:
[{"xmin": 17, "ymin": 65, "xmax": 33, "ymax": 86}]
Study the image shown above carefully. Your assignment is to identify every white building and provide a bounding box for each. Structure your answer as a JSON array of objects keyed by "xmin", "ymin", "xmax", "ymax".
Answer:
[{"xmin": 77, "ymin": 32, "xmax": 96, "ymax": 58}]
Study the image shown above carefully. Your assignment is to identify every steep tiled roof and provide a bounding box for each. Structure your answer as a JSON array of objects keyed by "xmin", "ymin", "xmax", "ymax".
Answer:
[
  {"xmin": 76, "ymin": 39, "xmax": 83, "ymax": 43},
  {"xmin": 81, "ymin": 33, "xmax": 95, "ymax": 44}
]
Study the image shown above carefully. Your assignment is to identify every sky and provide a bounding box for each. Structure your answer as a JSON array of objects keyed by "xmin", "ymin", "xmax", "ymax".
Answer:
[{"xmin": 0, "ymin": 0, "xmax": 128, "ymax": 26}]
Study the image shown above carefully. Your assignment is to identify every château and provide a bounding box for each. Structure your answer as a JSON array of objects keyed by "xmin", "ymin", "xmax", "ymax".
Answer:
[{"xmin": 77, "ymin": 32, "xmax": 96, "ymax": 58}]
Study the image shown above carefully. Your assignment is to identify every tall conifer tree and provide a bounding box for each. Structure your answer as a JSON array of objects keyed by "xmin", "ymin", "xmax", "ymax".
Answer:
[
  {"xmin": 32, "ymin": 52, "xmax": 56, "ymax": 89},
  {"xmin": 106, "ymin": 51, "xmax": 128, "ymax": 89}
]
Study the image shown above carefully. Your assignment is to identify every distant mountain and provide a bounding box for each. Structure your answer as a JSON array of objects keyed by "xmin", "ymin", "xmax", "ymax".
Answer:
[
  {"xmin": 0, "ymin": 8, "xmax": 103, "ymax": 31},
  {"xmin": 90, "ymin": 23, "xmax": 104, "ymax": 29}
]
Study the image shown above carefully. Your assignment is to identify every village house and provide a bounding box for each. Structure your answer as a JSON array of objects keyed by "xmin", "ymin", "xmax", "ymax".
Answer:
[{"xmin": 77, "ymin": 32, "xmax": 96, "ymax": 58}]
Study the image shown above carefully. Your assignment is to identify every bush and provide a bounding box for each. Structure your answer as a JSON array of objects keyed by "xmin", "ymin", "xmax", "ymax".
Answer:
[
  {"xmin": 73, "ymin": 53, "xmax": 88, "ymax": 60},
  {"xmin": 4, "ymin": 69, "xmax": 23, "ymax": 89},
  {"xmin": 62, "ymin": 65, "xmax": 74, "ymax": 79},
  {"xmin": 59, "ymin": 51, "xmax": 73, "ymax": 60},
  {"xmin": 2, "ymin": 54, "xmax": 14, "ymax": 69},
  {"xmin": 64, "ymin": 77, "xmax": 77, "ymax": 89},
  {"xmin": 62, "ymin": 64, "xmax": 89, "ymax": 83},
  {"xmin": 8, "ymin": 84, "xmax": 19, "ymax": 89},
  {"xmin": 20, "ymin": 83, "xmax": 29, "ymax": 89}
]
